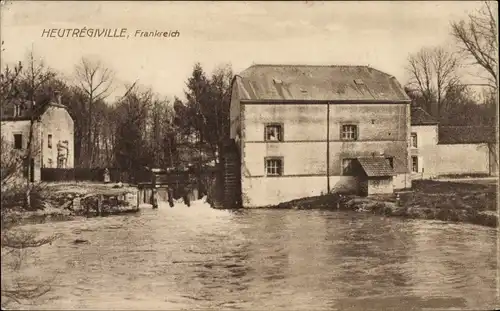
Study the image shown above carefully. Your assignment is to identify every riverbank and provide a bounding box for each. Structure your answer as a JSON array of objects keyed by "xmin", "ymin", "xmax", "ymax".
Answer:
[
  {"xmin": 3, "ymin": 180, "xmax": 497, "ymax": 228},
  {"xmin": 1, "ymin": 182, "xmax": 140, "ymax": 229},
  {"xmin": 273, "ymin": 180, "xmax": 498, "ymax": 228}
]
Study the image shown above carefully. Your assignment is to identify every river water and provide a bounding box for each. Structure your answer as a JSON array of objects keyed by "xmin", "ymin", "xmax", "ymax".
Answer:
[{"xmin": 3, "ymin": 200, "xmax": 499, "ymax": 310}]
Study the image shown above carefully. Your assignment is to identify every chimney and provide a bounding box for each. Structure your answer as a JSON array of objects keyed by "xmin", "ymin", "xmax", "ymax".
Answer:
[{"xmin": 54, "ymin": 91, "xmax": 62, "ymax": 105}]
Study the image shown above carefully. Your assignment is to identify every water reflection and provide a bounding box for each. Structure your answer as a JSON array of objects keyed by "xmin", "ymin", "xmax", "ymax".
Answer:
[
  {"xmin": 406, "ymin": 222, "xmax": 497, "ymax": 308},
  {"xmin": 3, "ymin": 205, "xmax": 497, "ymax": 310},
  {"xmin": 325, "ymin": 214, "xmax": 412, "ymax": 299}
]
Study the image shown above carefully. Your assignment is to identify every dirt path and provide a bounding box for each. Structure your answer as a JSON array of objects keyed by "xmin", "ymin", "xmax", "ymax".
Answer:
[{"xmin": 435, "ymin": 177, "xmax": 498, "ymax": 185}]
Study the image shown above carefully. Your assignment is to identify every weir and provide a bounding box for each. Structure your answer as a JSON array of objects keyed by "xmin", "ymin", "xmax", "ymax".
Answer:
[
  {"xmin": 134, "ymin": 140, "xmax": 241, "ymax": 209},
  {"xmin": 135, "ymin": 165, "xmax": 219, "ymax": 208}
]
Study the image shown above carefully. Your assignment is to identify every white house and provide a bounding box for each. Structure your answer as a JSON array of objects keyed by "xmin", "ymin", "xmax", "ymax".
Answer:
[
  {"xmin": 1, "ymin": 94, "xmax": 75, "ymax": 182},
  {"xmin": 410, "ymin": 106, "xmax": 497, "ymax": 179}
]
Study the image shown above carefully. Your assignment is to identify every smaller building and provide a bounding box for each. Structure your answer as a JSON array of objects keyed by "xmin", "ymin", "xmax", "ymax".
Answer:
[
  {"xmin": 437, "ymin": 125, "xmax": 497, "ymax": 177},
  {"xmin": 357, "ymin": 156, "xmax": 397, "ymax": 195},
  {"xmin": 1, "ymin": 93, "xmax": 75, "ymax": 182},
  {"xmin": 410, "ymin": 106, "xmax": 497, "ymax": 178}
]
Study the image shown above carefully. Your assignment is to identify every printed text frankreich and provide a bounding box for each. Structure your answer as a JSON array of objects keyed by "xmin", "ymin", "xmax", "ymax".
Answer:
[{"xmin": 41, "ymin": 28, "xmax": 181, "ymax": 38}]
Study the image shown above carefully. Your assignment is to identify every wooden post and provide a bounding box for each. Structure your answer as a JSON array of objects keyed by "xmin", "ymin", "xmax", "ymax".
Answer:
[
  {"xmin": 326, "ymin": 101, "xmax": 331, "ymax": 193},
  {"xmin": 136, "ymin": 189, "xmax": 140, "ymax": 211},
  {"xmin": 151, "ymin": 188, "xmax": 158, "ymax": 209},
  {"xmin": 73, "ymin": 195, "xmax": 81, "ymax": 212},
  {"xmin": 151, "ymin": 169, "xmax": 157, "ymax": 208},
  {"xmin": 152, "ymin": 171, "xmax": 157, "ymax": 189},
  {"xmin": 85, "ymin": 196, "xmax": 90, "ymax": 217},
  {"xmin": 97, "ymin": 194, "xmax": 103, "ymax": 216}
]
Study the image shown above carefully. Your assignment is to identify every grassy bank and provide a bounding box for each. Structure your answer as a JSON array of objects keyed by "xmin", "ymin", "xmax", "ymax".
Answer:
[
  {"xmin": 2, "ymin": 182, "xmax": 140, "ymax": 229},
  {"xmin": 273, "ymin": 180, "xmax": 498, "ymax": 228}
]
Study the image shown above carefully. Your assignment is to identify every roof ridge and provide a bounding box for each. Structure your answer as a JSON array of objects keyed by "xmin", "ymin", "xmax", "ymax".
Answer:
[
  {"xmin": 440, "ymin": 125, "xmax": 494, "ymax": 128},
  {"xmin": 237, "ymin": 63, "xmax": 409, "ymax": 101},
  {"xmin": 242, "ymin": 63, "xmax": 395, "ymax": 79},
  {"xmin": 249, "ymin": 63, "xmax": 371, "ymax": 68}
]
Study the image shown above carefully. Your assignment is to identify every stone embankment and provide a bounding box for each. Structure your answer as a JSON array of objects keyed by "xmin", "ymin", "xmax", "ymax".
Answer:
[
  {"xmin": 272, "ymin": 180, "xmax": 498, "ymax": 228},
  {"xmin": 2, "ymin": 183, "xmax": 140, "ymax": 228}
]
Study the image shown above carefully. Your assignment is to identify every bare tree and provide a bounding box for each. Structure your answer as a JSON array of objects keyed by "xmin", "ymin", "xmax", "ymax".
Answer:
[
  {"xmin": 103, "ymin": 81, "xmax": 138, "ymax": 167},
  {"xmin": 209, "ymin": 64, "xmax": 233, "ymax": 161},
  {"xmin": 113, "ymin": 86, "xmax": 152, "ymax": 175},
  {"xmin": 451, "ymin": 1, "xmax": 498, "ymax": 89},
  {"xmin": 0, "ymin": 62, "xmax": 23, "ymax": 105},
  {"xmin": 1, "ymin": 49, "xmax": 56, "ymax": 207},
  {"xmin": 74, "ymin": 58, "xmax": 114, "ymax": 167},
  {"xmin": 406, "ymin": 46, "xmax": 461, "ymax": 119},
  {"xmin": 21, "ymin": 51, "xmax": 56, "ymax": 208},
  {"xmin": 146, "ymin": 95, "xmax": 176, "ymax": 168}
]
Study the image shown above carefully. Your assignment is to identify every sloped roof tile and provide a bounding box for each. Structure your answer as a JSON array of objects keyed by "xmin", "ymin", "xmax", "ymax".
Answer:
[
  {"xmin": 411, "ymin": 106, "xmax": 438, "ymax": 125},
  {"xmin": 1, "ymin": 100, "xmax": 69, "ymax": 121},
  {"xmin": 357, "ymin": 157, "xmax": 396, "ymax": 177},
  {"xmin": 438, "ymin": 126, "xmax": 497, "ymax": 144},
  {"xmin": 234, "ymin": 64, "xmax": 410, "ymax": 102}
]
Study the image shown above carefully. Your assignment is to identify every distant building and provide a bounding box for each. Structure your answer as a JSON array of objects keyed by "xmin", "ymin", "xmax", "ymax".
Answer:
[
  {"xmin": 1, "ymin": 94, "xmax": 75, "ymax": 182},
  {"xmin": 228, "ymin": 64, "xmax": 412, "ymax": 207},
  {"xmin": 410, "ymin": 106, "xmax": 497, "ymax": 178}
]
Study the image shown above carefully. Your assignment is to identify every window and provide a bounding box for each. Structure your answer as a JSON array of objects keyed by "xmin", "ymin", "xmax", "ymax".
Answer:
[
  {"xmin": 48, "ymin": 134, "xmax": 53, "ymax": 149},
  {"xmin": 265, "ymin": 124, "xmax": 283, "ymax": 142},
  {"xmin": 265, "ymin": 158, "xmax": 283, "ymax": 176},
  {"xmin": 342, "ymin": 158, "xmax": 356, "ymax": 176},
  {"xmin": 13, "ymin": 103, "xmax": 26, "ymax": 117},
  {"xmin": 411, "ymin": 156, "xmax": 419, "ymax": 173},
  {"xmin": 385, "ymin": 156, "xmax": 394, "ymax": 168},
  {"xmin": 341, "ymin": 124, "xmax": 358, "ymax": 141},
  {"xmin": 13, "ymin": 134, "xmax": 22, "ymax": 149},
  {"xmin": 410, "ymin": 132, "xmax": 418, "ymax": 148}
]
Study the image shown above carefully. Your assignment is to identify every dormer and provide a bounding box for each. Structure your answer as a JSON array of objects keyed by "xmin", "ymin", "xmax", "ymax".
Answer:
[
  {"xmin": 1, "ymin": 100, "xmax": 30, "ymax": 119},
  {"xmin": 13, "ymin": 102, "xmax": 29, "ymax": 117}
]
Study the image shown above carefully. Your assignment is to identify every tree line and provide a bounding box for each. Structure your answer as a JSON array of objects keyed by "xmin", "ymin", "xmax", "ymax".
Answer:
[
  {"xmin": 404, "ymin": 1, "xmax": 497, "ymax": 126},
  {"xmin": 1, "ymin": 1, "xmax": 497, "ymax": 175},
  {"xmin": 0, "ymin": 48, "xmax": 233, "ymax": 172}
]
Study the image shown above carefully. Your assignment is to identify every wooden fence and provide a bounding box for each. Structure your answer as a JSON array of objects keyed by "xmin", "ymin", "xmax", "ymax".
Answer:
[
  {"xmin": 40, "ymin": 168, "xmax": 130, "ymax": 183},
  {"xmin": 41, "ymin": 165, "xmax": 219, "ymax": 186}
]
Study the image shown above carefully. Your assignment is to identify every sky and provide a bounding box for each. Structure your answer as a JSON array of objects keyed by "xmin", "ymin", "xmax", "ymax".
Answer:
[{"xmin": 0, "ymin": 1, "xmax": 490, "ymax": 101}]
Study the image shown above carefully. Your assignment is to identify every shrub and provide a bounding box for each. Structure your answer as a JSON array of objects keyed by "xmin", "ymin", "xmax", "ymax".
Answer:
[{"xmin": 1, "ymin": 183, "xmax": 47, "ymax": 212}]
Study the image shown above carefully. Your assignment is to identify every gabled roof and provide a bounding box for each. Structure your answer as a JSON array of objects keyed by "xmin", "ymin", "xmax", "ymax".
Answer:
[
  {"xmin": 357, "ymin": 157, "xmax": 396, "ymax": 177},
  {"xmin": 0, "ymin": 101, "xmax": 69, "ymax": 121},
  {"xmin": 234, "ymin": 64, "xmax": 410, "ymax": 102},
  {"xmin": 438, "ymin": 126, "xmax": 497, "ymax": 144},
  {"xmin": 411, "ymin": 106, "xmax": 438, "ymax": 125}
]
